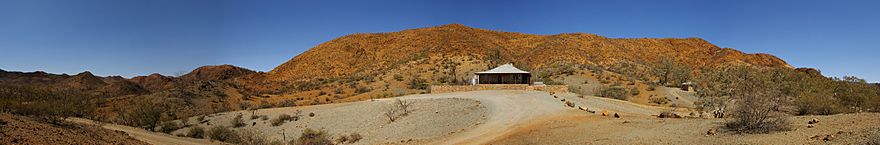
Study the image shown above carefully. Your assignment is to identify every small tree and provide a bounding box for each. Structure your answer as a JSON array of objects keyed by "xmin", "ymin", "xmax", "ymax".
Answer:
[
  {"xmin": 651, "ymin": 58, "xmax": 692, "ymax": 86},
  {"xmin": 119, "ymin": 98, "xmax": 167, "ymax": 131}
]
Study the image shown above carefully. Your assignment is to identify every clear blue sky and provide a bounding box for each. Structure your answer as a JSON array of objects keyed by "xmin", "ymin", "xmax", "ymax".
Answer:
[{"xmin": 1, "ymin": 0, "xmax": 878, "ymax": 82}]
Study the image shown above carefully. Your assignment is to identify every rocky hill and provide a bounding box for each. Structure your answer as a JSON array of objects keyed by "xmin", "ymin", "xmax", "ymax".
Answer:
[{"xmin": 270, "ymin": 24, "xmax": 790, "ymax": 82}]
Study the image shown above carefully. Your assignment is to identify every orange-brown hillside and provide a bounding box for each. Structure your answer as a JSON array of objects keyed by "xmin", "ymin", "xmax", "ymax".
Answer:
[{"xmin": 269, "ymin": 24, "xmax": 790, "ymax": 81}]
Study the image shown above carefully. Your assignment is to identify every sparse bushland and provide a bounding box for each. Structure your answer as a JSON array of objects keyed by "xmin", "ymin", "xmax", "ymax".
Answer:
[
  {"xmin": 696, "ymin": 64, "xmax": 880, "ymax": 119},
  {"xmin": 383, "ymin": 99, "xmax": 413, "ymax": 122},
  {"xmin": 0, "ymin": 85, "xmax": 94, "ymax": 125}
]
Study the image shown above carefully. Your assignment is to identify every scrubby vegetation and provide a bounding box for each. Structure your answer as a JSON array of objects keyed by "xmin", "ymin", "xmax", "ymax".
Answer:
[
  {"xmin": 0, "ymin": 85, "xmax": 94, "ymax": 125},
  {"xmin": 693, "ymin": 64, "xmax": 880, "ymax": 133}
]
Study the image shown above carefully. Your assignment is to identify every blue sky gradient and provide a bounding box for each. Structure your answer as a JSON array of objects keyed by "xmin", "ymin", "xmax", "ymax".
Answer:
[{"xmin": 1, "ymin": 0, "xmax": 878, "ymax": 82}]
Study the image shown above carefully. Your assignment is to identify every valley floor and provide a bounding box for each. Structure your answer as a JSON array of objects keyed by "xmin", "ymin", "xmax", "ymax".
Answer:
[{"xmin": 151, "ymin": 90, "xmax": 878, "ymax": 145}]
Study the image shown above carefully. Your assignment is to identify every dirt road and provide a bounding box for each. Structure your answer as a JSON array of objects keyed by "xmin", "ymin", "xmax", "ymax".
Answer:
[{"xmin": 68, "ymin": 118, "xmax": 223, "ymax": 145}]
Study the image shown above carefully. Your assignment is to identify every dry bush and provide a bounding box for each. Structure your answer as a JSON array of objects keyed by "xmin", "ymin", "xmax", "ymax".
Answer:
[
  {"xmin": 355, "ymin": 86, "xmax": 371, "ymax": 94},
  {"xmin": 658, "ymin": 111, "xmax": 679, "ymax": 118},
  {"xmin": 650, "ymin": 97, "xmax": 669, "ymax": 104},
  {"xmin": 278, "ymin": 100, "xmax": 296, "ymax": 107},
  {"xmin": 348, "ymin": 133, "xmax": 362, "ymax": 143},
  {"xmin": 271, "ymin": 114, "xmax": 296, "ymax": 126},
  {"xmin": 187, "ymin": 126, "xmax": 206, "ymax": 138},
  {"xmin": 295, "ymin": 128, "xmax": 333, "ymax": 145},
  {"xmin": 231, "ymin": 114, "xmax": 246, "ymax": 128},
  {"xmin": 208, "ymin": 126, "xmax": 238, "ymax": 142},
  {"xmin": 384, "ymin": 99, "xmax": 413, "ymax": 122},
  {"xmin": 159, "ymin": 121, "xmax": 181, "ymax": 134},
  {"xmin": 335, "ymin": 135, "xmax": 349, "ymax": 144},
  {"xmin": 235, "ymin": 129, "xmax": 276, "ymax": 145}
]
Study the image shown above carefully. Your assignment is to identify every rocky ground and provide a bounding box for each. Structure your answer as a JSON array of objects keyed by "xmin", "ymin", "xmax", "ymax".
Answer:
[
  {"xmin": 0, "ymin": 113, "xmax": 147, "ymax": 145},
  {"xmin": 489, "ymin": 113, "xmax": 880, "ymax": 145}
]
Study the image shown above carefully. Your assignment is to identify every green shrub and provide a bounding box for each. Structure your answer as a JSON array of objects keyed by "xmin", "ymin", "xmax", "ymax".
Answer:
[
  {"xmin": 629, "ymin": 87, "xmax": 640, "ymax": 96},
  {"xmin": 599, "ymin": 87, "xmax": 629, "ymax": 100}
]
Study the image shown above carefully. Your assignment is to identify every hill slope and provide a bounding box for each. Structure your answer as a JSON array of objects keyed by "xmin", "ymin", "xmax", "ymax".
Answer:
[{"xmin": 270, "ymin": 24, "xmax": 790, "ymax": 81}]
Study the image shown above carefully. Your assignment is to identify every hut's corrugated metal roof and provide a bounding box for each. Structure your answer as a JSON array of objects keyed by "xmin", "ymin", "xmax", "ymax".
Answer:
[{"xmin": 475, "ymin": 64, "xmax": 530, "ymax": 74}]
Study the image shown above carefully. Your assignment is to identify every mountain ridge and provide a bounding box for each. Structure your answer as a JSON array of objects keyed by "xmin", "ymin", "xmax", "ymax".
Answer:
[{"xmin": 269, "ymin": 24, "xmax": 790, "ymax": 82}]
